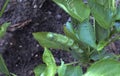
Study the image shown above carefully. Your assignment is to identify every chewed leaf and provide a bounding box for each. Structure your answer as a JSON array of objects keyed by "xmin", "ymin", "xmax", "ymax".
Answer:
[
  {"xmin": 33, "ymin": 32, "xmax": 74, "ymax": 50},
  {"xmin": 53, "ymin": 0, "xmax": 90, "ymax": 22}
]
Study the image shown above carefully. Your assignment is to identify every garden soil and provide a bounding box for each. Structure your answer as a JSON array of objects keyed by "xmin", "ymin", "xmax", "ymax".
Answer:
[{"xmin": 0, "ymin": 0, "xmax": 120, "ymax": 76}]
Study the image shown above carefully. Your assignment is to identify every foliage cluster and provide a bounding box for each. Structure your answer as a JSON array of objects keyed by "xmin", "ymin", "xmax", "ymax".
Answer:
[{"xmin": 33, "ymin": 0, "xmax": 120, "ymax": 76}]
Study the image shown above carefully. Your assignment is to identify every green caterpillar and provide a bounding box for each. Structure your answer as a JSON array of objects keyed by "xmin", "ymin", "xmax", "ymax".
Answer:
[{"xmin": 47, "ymin": 32, "xmax": 83, "ymax": 53}]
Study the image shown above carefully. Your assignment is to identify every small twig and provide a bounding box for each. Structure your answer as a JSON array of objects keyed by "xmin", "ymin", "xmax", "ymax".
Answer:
[{"xmin": 8, "ymin": 19, "xmax": 32, "ymax": 31}]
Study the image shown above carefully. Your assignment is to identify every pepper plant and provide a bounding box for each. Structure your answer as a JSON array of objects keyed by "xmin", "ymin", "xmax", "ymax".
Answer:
[{"xmin": 33, "ymin": 0, "xmax": 120, "ymax": 76}]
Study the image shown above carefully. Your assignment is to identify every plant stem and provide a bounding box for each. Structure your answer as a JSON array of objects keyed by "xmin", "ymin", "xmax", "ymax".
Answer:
[
  {"xmin": 0, "ymin": 0, "xmax": 9, "ymax": 17},
  {"xmin": 109, "ymin": 34, "xmax": 120, "ymax": 43},
  {"xmin": 65, "ymin": 61, "xmax": 80, "ymax": 66}
]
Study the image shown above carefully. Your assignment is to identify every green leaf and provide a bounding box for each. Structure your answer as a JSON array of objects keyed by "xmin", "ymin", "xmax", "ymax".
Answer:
[
  {"xmin": 88, "ymin": 0, "xmax": 114, "ymax": 29},
  {"xmin": 0, "ymin": 22, "xmax": 10, "ymax": 38},
  {"xmin": 63, "ymin": 22, "xmax": 78, "ymax": 42},
  {"xmin": 77, "ymin": 20, "xmax": 96, "ymax": 49},
  {"xmin": 65, "ymin": 22, "xmax": 74, "ymax": 34},
  {"xmin": 95, "ymin": 22, "xmax": 110, "ymax": 42},
  {"xmin": 41, "ymin": 48, "xmax": 57, "ymax": 76},
  {"xmin": 71, "ymin": 50, "xmax": 89, "ymax": 63},
  {"xmin": 71, "ymin": 17, "xmax": 80, "ymax": 26},
  {"xmin": 115, "ymin": 6, "xmax": 120, "ymax": 20},
  {"xmin": 95, "ymin": 22, "xmax": 110, "ymax": 51},
  {"xmin": 96, "ymin": 0, "xmax": 116, "ymax": 11},
  {"xmin": 52, "ymin": 0, "xmax": 90, "ymax": 22},
  {"xmin": 34, "ymin": 64, "xmax": 46, "ymax": 76},
  {"xmin": 0, "ymin": 54, "xmax": 10, "ymax": 76},
  {"xmin": 90, "ymin": 50, "xmax": 116, "ymax": 61},
  {"xmin": 114, "ymin": 22, "xmax": 120, "ymax": 32},
  {"xmin": 97, "ymin": 41, "xmax": 108, "ymax": 51},
  {"xmin": 33, "ymin": 32, "xmax": 74, "ymax": 50},
  {"xmin": 96, "ymin": 0, "xmax": 106, "ymax": 5},
  {"xmin": 64, "ymin": 21, "xmax": 88, "ymax": 50},
  {"xmin": 64, "ymin": 65, "xmax": 83, "ymax": 76},
  {"xmin": 84, "ymin": 59, "xmax": 120, "ymax": 76},
  {"xmin": 58, "ymin": 60, "xmax": 67, "ymax": 76}
]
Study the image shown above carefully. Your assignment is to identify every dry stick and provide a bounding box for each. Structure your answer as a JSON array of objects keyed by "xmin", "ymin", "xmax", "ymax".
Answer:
[{"xmin": 8, "ymin": 19, "xmax": 32, "ymax": 32}]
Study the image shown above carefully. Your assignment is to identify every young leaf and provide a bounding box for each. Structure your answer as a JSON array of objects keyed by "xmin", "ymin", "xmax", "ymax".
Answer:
[
  {"xmin": 115, "ymin": 6, "xmax": 120, "ymax": 20},
  {"xmin": 114, "ymin": 22, "xmax": 120, "ymax": 32},
  {"xmin": 84, "ymin": 59, "xmax": 120, "ymax": 76},
  {"xmin": 64, "ymin": 65, "xmax": 83, "ymax": 76},
  {"xmin": 0, "ymin": 54, "xmax": 10, "ymax": 76},
  {"xmin": 88, "ymin": 0, "xmax": 113, "ymax": 29},
  {"xmin": 41, "ymin": 48, "xmax": 57, "ymax": 76},
  {"xmin": 63, "ymin": 22, "xmax": 78, "ymax": 42},
  {"xmin": 95, "ymin": 22, "xmax": 110, "ymax": 42},
  {"xmin": 52, "ymin": 0, "xmax": 90, "ymax": 22},
  {"xmin": 34, "ymin": 64, "xmax": 46, "ymax": 76},
  {"xmin": 0, "ymin": 22, "xmax": 10, "ymax": 38},
  {"xmin": 33, "ymin": 32, "xmax": 74, "ymax": 50},
  {"xmin": 57, "ymin": 60, "xmax": 67, "ymax": 76},
  {"xmin": 77, "ymin": 20, "xmax": 96, "ymax": 49}
]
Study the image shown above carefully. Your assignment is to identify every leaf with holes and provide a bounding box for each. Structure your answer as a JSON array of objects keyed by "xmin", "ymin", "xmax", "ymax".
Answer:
[{"xmin": 33, "ymin": 32, "xmax": 75, "ymax": 50}]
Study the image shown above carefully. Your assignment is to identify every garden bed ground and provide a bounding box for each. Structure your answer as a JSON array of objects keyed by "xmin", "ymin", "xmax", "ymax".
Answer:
[{"xmin": 0, "ymin": 0, "xmax": 120, "ymax": 76}]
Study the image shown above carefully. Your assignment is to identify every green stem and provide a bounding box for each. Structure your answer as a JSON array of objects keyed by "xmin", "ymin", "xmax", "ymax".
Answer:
[
  {"xmin": 65, "ymin": 61, "xmax": 80, "ymax": 66},
  {"xmin": 112, "ymin": 0, "xmax": 116, "ymax": 11},
  {"xmin": 10, "ymin": 73, "xmax": 17, "ymax": 76},
  {"xmin": 0, "ymin": 0, "xmax": 9, "ymax": 17},
  {"xmin": 109, "ymin": 34, "xmax": 120, "ymax": 43}
]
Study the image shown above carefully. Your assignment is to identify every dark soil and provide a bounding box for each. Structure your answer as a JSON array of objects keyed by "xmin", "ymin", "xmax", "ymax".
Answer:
[{"xmin": 0, "ymin": 0, "xmax": 74, "ymax": 76}]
